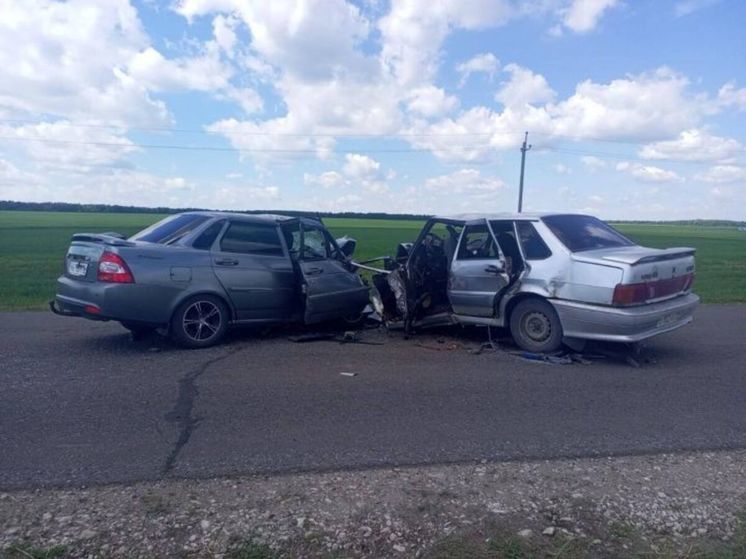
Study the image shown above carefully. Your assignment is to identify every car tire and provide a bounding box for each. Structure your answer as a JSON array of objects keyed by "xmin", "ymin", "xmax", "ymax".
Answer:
[
  {"xmin": 509, "ymin": 298, "xmax": 563, "ymax": 353},
  {"xmin": 121, "ymin": 321, "xmax": 157, "ymax": 341},
  {"xmin": 170, "ymin": 295, "xmax": 229, "ymax": 349}
]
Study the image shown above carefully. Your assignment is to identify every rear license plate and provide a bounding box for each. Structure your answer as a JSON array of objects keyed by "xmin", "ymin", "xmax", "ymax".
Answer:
[
  {"xmin": 657, "ymin": 310, "xmax": 688, "ymax": 328},
  {"xmin": 67, "ymin": 260, "xmax": 88, "ymax": 277}
]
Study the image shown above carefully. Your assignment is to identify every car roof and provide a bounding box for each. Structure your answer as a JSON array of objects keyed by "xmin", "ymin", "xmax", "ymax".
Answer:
[
  {"xmin": 181, "ymin": 211, "xmax": 313, "ymax": 224},
  {"xmin": 431, "ymin": 212, "xmax": 587, "ymax": 224}
]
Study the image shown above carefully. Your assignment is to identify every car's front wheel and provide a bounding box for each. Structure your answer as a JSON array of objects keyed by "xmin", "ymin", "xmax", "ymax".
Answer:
[
  {"xmin": 509, "ymin": 298, "xmax": 563, "ymax": 353},
  {"xmin": 170, "ymin": 295, "xmax": 229, "ymax": 349}
]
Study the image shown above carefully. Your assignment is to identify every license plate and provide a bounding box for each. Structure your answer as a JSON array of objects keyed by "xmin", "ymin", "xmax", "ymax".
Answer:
[
  {"xmin": 657, "ymin": 310, "xmax": 688, "ymax": 328},
  {"xmin": 67, "ymin": 260, "xmax": 88, "ymax": 277}
]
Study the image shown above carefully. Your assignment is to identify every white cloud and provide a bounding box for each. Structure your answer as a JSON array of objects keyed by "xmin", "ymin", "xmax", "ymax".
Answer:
[
  {"xmin": 212, "ymin": 14, "xmax": 238, "ymax": 55},
  {"xmin": 496, "ymin": 63, "xmax": 556, "ymax": 107},
  {"xmin": 559, "ymin": 0, "xmax": 620, "ymax": 33},
  {"xmin": 407, "ymin": 86, "xmax": 459, "ymax": 117},
  {"xmin": 127, "ymin": 46, "xmax": 232, "ymax": 92},
  {"xmin": 694, "ymin": 165, "xmax": 746, "ymax": 184},
  {"xmin": 717, "ymin": 82, "xmax": 746, "ymax": 111},
  {"xmin": 379, "ymin": 0, "xmax": 514, "ymax": 86},
  {"xmin": 456, "ymin": 53, "xmax": 500, "ymax": 86},
  {"xmin": 674, "ymin": 0, "xmax": 720, "ymax": 17},
  {"xmin": 424, "ymin": 168, "xmax": 506, "ymax": 193},
  {"xmin": 639, "ymin": 129, "xmax": 743, "ymax": 162},
  {"xmin": 581, "ymin": 155, "xmax": 607, "ymax": 170},
  {"xmin": 616, "ymin": 161, "xmax": 684, "ymax": 183},
  {"xmin": 343, "ymin": 153, "xmax": 382, "ymax": 179},
  {"xmin": 304, "ymin": 171, "xmax": 345, "ymax": 188},
  {"xmin": 0, "ymin": 121, "xmax": 138, "ymax": 169},
  {"xmin": 0, "ymin": 0, "xmax": 167, "ymax": 125},
  {"xmin": 554, "ymin": 163, "xmax": 572, "ymax": 175}
]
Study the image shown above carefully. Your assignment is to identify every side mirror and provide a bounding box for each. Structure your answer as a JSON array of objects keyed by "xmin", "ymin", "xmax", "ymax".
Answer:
[{"xmin": 336, "ymin": 236, "xmax": 356, "ymax": 257}]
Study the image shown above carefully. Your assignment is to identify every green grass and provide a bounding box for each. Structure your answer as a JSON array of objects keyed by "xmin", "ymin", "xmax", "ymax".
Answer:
[{"xmin": 0, "ymin": 210, "xmax": 744, "ymax": 311}]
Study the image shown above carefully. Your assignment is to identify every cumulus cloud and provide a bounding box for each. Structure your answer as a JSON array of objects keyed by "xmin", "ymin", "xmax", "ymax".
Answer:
[
  {"xmin": 496, "ymin": 64, "xmax": 556, "ymax": 107},
  {"xmin": 557, "ymin": 0, "xmax": 620, "ymax": 33},
  {"xmin": 424, "ymin": 168, "xmax": 506, "ymax": 193},
  {"xmin": 304, "ymin": 171, "xmax": 345, "ymax": 188},
  {"xmin": 717, "ymin": 83, "xmax": 746, "ymax": 111},
  {"xmin": 343, "ymin": 154, "xmax": 381, "ymax": 180},
  {"xmin": 674, "ymin": 0, "xmax": 721, "ymax": 17},
  {"xmin": 616, "ymin": 161, "xmax": 684, "ymax": 183},
  {"xmin": 406, "ymin": 86, "xmax": 459, "ymax": 117},
  {"xmin": 581, "ymin": 155, "xmax": 607, "ymax": 170},
  {"xmin": 694, "ymin": 165, "xmax": 746, "ymax": 183},
  {"xmin": 456, "ymin": 53, "xmax": 500, "ymax": 86},
  {"xmin": 639, "ymin": 129, "xmax": 743, "ymax": 162}
]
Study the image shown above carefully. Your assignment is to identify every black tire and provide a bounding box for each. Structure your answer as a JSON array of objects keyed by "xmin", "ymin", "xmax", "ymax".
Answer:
[
  {"xmin": 121, "ymin": 321, "xmax": 156, "ymax": 341},
  {"xmin": 170, "ymin": 295, "xmax": 229, "ymax": 349},
  {"xmin": 509, "ymin": 298, "xmax": 563, "ymax": 353}
]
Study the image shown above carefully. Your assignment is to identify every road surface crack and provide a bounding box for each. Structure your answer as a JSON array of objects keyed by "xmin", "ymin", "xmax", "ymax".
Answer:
[{"xmin": 161, "ymin": 347, "xmax": 241, "ymax": 476}]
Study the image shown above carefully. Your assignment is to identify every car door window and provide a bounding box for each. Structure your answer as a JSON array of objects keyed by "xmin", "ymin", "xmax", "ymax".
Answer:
[
  {"xmin": 301, "ymin": 226, "xmax": 330, "ymax": 260},
  {"xmin": 516, "ymin": 221, "xmax": 552, "ymax": 260},
  {"xmin": 457, "ymin": 225, "xmax": 499, "ymax": 259},
  {"xmin": 219, "ymin": 221, "xmax": 284, "ymax": 256},
  {"xmin": 192, "ymin": 220, "xmax": 225, "ymax": 250}
]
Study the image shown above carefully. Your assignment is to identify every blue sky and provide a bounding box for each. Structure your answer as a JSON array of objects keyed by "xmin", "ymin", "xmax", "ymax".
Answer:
[{"xmin": 0, "ymin": 0, "xmax": 745, "ymax": 219}]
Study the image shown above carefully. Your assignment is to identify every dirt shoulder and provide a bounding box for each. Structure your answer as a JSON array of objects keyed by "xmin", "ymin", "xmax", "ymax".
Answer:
[{"xmin": 1, "ymin": 450, "xmax": 745, "ymax": 558}]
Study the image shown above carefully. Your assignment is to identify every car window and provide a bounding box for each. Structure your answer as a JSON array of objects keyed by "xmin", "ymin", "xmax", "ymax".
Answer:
[
  {"xmin": 129, "ymin": 214, "xmax": 209, "ymax": 244},
  {"xmin": 516, "ymin": 221, "xmax": 552, "ymax": 260},
  {"xmin": 457, "ymin": 225, "xmax": 499, "ymax": 259},
  {"xmin": 301, "ymin": 226, "xmax": 330, "ymax": 260},
  {"xmin": 219, "ymin": 222, "xmax": 284, "ymax": 256},
  {"xmin": 192, "ymin": 220, "xmax": 225, "ymax": 250},
  {"xmin": 542, "ymin": 215, "xmax": 634, "ymax": 252}
]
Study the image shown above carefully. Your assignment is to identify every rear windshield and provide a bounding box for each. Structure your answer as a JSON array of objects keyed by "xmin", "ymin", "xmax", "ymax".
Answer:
[
  {"xmin": 129, "ymin": 214, "xmax": 209, "ymax": 244},
  {"xmin": 542, "ymin": 215, "xmax": 634, "ymax": 252}
]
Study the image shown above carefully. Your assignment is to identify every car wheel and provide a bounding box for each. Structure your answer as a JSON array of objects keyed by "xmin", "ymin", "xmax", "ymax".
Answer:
[
  {"xmin": 121, "ymin": 321, "xmax": 156, "ymax": 341},
  {"xmin": 170, "ymin": 295, "xmax": 229, "ymax": 349},
  {"xmin": 509, "ymin": 298, "xmax": 563, "ymax": 353}
]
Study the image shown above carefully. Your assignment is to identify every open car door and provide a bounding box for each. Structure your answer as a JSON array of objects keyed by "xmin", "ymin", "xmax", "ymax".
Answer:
[
  {"xmin": 282, "ymin": 219, "xmax": 369, "ymax": 325},
  {"xmin": 448, "ymin": 222, "xmax": 511, "ymax": 317}
]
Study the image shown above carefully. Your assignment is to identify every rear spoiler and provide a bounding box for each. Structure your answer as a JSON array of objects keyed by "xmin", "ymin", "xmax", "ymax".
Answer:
[
  {"xmin": 71, "ymin": 233, "xmax": 135, "ymax": 247},
  {"xmin": 602, "ymin": 247, "xmax": 696, "ymax": 265}
]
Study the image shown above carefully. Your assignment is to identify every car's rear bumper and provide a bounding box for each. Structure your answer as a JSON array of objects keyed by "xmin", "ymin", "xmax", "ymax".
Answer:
[
  {"xmin": 53, "ymin": 276, "xmax": 171, "ymax": 325},
  {"xmin": 551, "ymin": 293, "xmax": 699, "ymax": 343}
]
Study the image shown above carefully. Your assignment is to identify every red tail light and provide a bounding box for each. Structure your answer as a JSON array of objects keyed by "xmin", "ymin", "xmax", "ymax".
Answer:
[
  {"xmin": 612, "ymin": 273, "xmax": 694, "ymax": 307},
  {"xmin": 98, "ymin": 251, "xmax": 134, "ymax": 283}
]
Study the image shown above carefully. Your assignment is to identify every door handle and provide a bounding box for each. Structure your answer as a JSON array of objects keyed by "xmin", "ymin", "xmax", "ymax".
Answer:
[
  {"xmin": 484, "ymin": 264, "xmax": 503, "ymax": 274},
  {"xmin": 215, "ymin": 258, "xmax": 239, "ymax": 266},
  {"xmin": 306, "ymin": 266, "xmax": 324, "ymax": 275}
]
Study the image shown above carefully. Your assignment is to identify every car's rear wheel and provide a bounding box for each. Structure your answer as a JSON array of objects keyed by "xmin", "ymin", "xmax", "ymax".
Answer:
[
  {"xmin": 170, "ymin": 295, "xmax": 229, "ymax": 349},
  {"xmin": 509, "ymin": 298, "xmax": 563, "ymax": 353}
]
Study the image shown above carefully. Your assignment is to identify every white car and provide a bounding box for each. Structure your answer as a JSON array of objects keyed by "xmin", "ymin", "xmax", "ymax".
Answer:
[{"xmin": 367, "ymin": 213, "xmax": 699, "ymax": 353}]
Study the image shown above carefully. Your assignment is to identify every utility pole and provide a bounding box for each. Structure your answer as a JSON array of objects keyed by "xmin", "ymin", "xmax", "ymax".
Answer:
[{"xmin": 517, "ymin": 131, "xmax": 532, "ymax": 213}]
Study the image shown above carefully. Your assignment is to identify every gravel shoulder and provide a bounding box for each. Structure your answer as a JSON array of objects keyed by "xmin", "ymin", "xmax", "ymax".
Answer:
[{"xmin": 2, "ymin": 450, "xmax": 744, "ymax": 558}]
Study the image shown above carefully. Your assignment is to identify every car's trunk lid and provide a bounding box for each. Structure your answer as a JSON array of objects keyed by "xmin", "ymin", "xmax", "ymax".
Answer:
[
  {"xmin": 573, "ymin": 246, "xmax": 696, "ymax": 304},
  {"xmin": 63, "ymin": 233, "xmax": 136, "ymax": 282}
]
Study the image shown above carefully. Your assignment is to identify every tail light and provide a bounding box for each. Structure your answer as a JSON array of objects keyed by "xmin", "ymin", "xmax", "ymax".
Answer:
[
  {"xmin": 612, "ymin": 273, "xmax": 694, "ymax": 307},
  {"xmin": 98, "ymin": 251, "xmax": 134, "ymax": 283}
]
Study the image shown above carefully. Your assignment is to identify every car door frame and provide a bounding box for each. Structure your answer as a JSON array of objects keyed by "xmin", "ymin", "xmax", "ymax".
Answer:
[
  {"xmin": 209, "ymin": 218, "xmax": 297, "ymax": 322},
  {"xmin": 447, "ymin": 219, "xmax": 512, "ymax": 318},
  {"xmin": 285, "ymin": 218, "xmax": 370, "ymax": 325}
]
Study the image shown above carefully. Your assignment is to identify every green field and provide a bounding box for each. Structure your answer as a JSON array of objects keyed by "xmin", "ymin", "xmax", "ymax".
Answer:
[{"xmin": 0, "ymin": 210, "xmax": 744, "ymax": 310}]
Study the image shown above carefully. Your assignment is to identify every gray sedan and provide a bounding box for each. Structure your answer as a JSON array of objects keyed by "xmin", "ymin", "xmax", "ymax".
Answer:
[
  {"xmin": 368, "ymin": 213, "xmax": 699, "ymax": 353},
  {"xmin": 51, "ymin": 212, "xmax": 370, "ymax": 348}
]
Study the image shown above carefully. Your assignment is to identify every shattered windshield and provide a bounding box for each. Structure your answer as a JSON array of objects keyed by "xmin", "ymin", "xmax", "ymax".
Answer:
[{"xmin": 542, "ymin": 215, "xmax": 634, "ymax": 252}]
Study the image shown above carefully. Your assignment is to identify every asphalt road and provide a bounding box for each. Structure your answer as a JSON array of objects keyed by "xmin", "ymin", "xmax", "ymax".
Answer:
[{"xmin": 1, "ymin": 305, "xmax": 745, "ymax": 490}]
